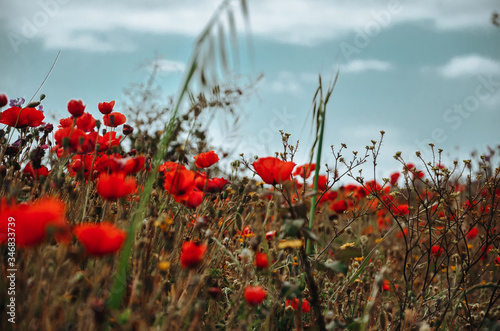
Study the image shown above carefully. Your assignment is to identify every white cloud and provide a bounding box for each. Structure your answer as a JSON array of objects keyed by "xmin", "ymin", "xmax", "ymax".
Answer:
[
  {"xmin": 342, "ymin": 59, "xmax": 393, "ymax": 73},
  {"xmin": 263, "ymin": 71, "xmax": 317, "ymax": 94},
  {"xmin": 41, "ymin": 31, "xmax": 135, "ymax": 53},
  {"xmin": 2, "ymin": 0, "xmax": 498, "ymax": 52},
  {"xmin": 153, "ymin": 59, "xmax": 186, "ymax": 73},
  {"xmin": 437, "ymin": 54, "xmax": 500, "ymax": 78}
]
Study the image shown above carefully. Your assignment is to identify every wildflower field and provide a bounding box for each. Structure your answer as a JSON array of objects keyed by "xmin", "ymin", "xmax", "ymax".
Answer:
[{"xmin": 1, "ymin": 3, "xmax": 500, "ymax": 331}]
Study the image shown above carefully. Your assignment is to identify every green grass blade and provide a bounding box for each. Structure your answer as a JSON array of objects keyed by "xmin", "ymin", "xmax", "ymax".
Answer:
[{"xmin": 108, "ymin": 1, "xmax": 245, "ymax": 310}]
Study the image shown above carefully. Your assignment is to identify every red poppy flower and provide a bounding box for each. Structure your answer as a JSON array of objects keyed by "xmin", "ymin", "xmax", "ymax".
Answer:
[
  {"xmin": 76, "ymin": 112, "xmax": 96, "ymax": 132},
  {"xmin": 466, "ymin": 227, "xmax": 479, "ymax": 240},
  {"xmin": 68, "ymin": 154, "xmax": 98, "ymax": 179},
  {"xmin": 392, "ymin": 204, "xmax": 409, "ymax": 216},
  {"xmin": 73, "ymin": 222, "xmax": 126, "ymax": 256},
  {"xmin": 195, "ymin": 173, "xmax": 230, "ymax": 193},
  {"xmin": 414, "ymin": 170, "xmax": 424, "ymax": 179},
  {"xmin": 96, "ymin": 154, "xmax": 144, "ymax": 176},
  {"xmin": 244, "ymin": 285, "xmax": 267, "ymax": 306},
  {"xmin": 331, "ymin": 199, "xmax": 348, "ymax": 213},
  {"xmin": 67, "ymin": 99, "xmax": 85, "ymax": 117},
  {"xmin": 0, "ymin": 106, "xmax": 45, "ymax": 128},
  {"xmin": 314, "ymin": 175, "xmax": 328, "ymax": 191},
  {"xmin": 317, "ymin": 191, "xmax": 338, "ymax": 205},
  {"xmin": 184, "ymin": 189, "xmax": 204, "ymax": 209},
  {"xmin": 293, "ymin": 163, "xmax": 316, "ymax": 179},
  {"xmin": 390, "ymin": 172, "xmax": 400, "ymax": 186},
  {"xmin": 194, "ymin": 151, "xmax": 219, "ymax": 168},
  {"xmin": 365, "ymin": 180, "xmax": 381, "ymax": 193},
  {"xmin": 431, "ymin": 245, "xmax": 443, "ymax": 257},
  {"xmin": 480, "ymin": 245, "xmax": 492, "ymax": 260},
  {"xmin": 253, "ymin": 157, "xmax": 295, "ymax": 185},
  {"xmin": 58, "ymin": 117, "xmax": 73, "ymax": 128},
  {"xmin": 164, "ymin": 168, "xmax": 196, "ymax": 199},
  {"xmin": 23, "ymin": 162, "xmax": 50, "ymax": 179},
  {"xmin": 406, "ymin": 163, "xmax": 424, "ymax": 179},
  {"xmin": 120, "ymin": 156, "xmax": 146, "ymax": 175},
  {"xmin": 0, "ymin": 94, "xmax": 7, "ymax": 108},
  {"xmin": 382, "ymin": 279, "xmax": 392, "ymax": 292},
  {"xmin": 98, "ymin": 100, "xmax": 115, "ymax": 115},
  {"xmin": 255, "ymin": 252, "xmax": 269, "ymax": 269},
  {"xmin": 158, "ymin": 161, "xmax": 185, "ymax": 174},
  {"xmin": 59, "ymin": 112, "xmax": 96, "ymax": 133},
  {"xmin": 97, "ymin": 131, "xmax": 121, "ymax": 151},
  {"xmin": 0, "ymin": 197, "xmax": 69, "ymax": 247},
  {"xmin": 54, "ymin": 127, "xmax": 90, "ymax": 153},
  {"xmin": 396, "ymin": 228, "xmax": 408, "ymax": 238},
  {"xmin": 205, "ymin": 177, "xmax": 230, "ymax": 193},
  {"xmin": 180, "ymin": 241, "xmax": 207, "ymax": 269},
  {"xmin": 103, "ymin": 112, "xmax": 126, "ymax": 127},
  {"xmin": 97, "ymin": 172, "xmax": 137, "ymax": 200},
  {"xmin": 265, "ymin": 230, "xmax": 277, "ymax": 241},
  {"xmin": 285, "ymin": 298, "xmax": 310, "ymax": 312},
  {"xmin": 344, "ymin": 184, "xmax": 359, "ymax": 192},
  {"xmin": 241, "ymin": 225, "xmax": 255, "ymax": 238}
]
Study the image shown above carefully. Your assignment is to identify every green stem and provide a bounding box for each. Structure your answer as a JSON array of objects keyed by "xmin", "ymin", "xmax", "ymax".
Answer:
[
  {"xmin": 107, "ymin": 61, "xmax": 197, "ymax": 309},
  {"xmin": 305, "ymin": 71, "xmax": 338, "ymax": 256},
  {"xmin": 306, "ymin": 107, "xmax": 325, "ymax": 255},
  {"xmin": 107, "ymin": 0, "xmax": 238, "ymax": 309}
]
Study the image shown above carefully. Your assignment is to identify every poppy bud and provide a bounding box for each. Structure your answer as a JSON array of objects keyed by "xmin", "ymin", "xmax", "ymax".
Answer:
[
  {"xmin": 67, "ymin": 99, "xmax": 85, "ymax": 117},
  {"xmin": 90, "ymin": 298, "xmax": 106, "ymax": 324},
  {"xmin": 26, "ymin": 101, "xmax": 40, "ymax": 108},
  {"xmin": 5, "ymin": 146, "xmax": 18, "ymax": 156},
  {"xmin": 62, "ymin": 137, "xmax": 70, "ymax": 148},
  {"xmin": 0, "ymin": 94, "xmax": 8, "ymax": 107},
  {"xmin": 44, "ymin": 123, "xmax": 54, "ymax": 133},
  {"xmin": 208, "ymin": 287, "xmax": 222, "ymax": 299},
  {"xmin": 123, "ymin": 124, "xmax": 134, "ymax": 135}
]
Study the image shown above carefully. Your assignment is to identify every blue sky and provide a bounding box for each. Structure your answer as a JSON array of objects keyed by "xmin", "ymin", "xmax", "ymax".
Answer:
[{"xmin": 1, "ymin": 0, "xmax": 499, "ymax": 178}]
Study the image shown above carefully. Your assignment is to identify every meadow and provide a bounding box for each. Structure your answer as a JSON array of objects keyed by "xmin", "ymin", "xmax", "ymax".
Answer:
[{"xmin": 1, "ymin": 2, "xmax": 499, "ymax": 331}]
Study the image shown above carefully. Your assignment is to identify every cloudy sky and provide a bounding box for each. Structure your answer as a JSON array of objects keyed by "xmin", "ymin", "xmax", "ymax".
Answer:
[{"xmin": 1, "ymin": 0, "xmax": 499, "ymax": 178}]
